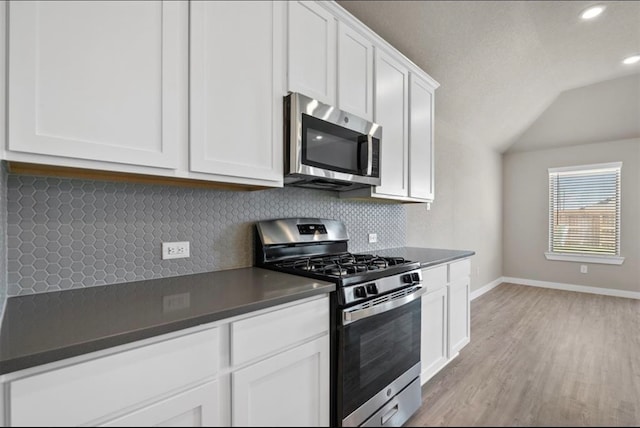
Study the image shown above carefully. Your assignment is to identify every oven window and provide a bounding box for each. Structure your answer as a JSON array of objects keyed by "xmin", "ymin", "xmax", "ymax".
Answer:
[
  {"xmin": 302, "ymin": 114, "xmax": 367, "ymax": 175},
  {"xmin": 340, "ymin": 299, "xmax": 421, "ymax": 417}
]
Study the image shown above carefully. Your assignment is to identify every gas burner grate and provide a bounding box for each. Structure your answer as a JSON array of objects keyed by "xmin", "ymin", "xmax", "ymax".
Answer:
[{"xmin": 274, "ymin": 253, "xmax": 413, "ymax": 277}]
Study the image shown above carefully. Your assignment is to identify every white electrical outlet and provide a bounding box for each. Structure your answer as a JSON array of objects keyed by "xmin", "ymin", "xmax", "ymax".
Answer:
[
  {"xmin": 580, "ymin": 264, "xmax": 588, "ymax": 274},
  {"xmin": 162, "ymin": 241, "xmax": 190, "ymax": 260},
  {"xmin": 368, "ymin": 233, "xmax": 378, "ymax": 243}
]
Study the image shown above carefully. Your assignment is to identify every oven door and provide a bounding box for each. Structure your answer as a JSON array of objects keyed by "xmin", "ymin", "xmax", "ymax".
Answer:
[{"xmin": 338, "ymin": 286, "xmax": 426, "ymax": 426}]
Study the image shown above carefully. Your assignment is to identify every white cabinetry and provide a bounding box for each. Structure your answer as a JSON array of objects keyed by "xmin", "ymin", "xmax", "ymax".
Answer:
[
  {"xmin": 233, "ymin": 336, "xmax": 329, "ymax": 427},
  {"xmin": 287, "ymin": 1, "xmax": 337, "ymax": 105},
  {"xmin": 7, "ymin": 0, "xmax": 186, "ymax": 169},
  {"xmin": 420, "ymin": 259, "xmax": 471, "ymax": 385},
  {"xmin": 448, "ymin": 259, "xmax": 471, "ymax": 355},
  {"xmin": 1, "ymin": 295, "xmax": 330, "ymax": 427},
  {"xmin": 100, "ymin": 381, "xmax": 220, "ymax": 427},
  {"xmin": 190, "ymin": 1, "xmax": 283, "ymax": 183},
  {"xmin": 420, "ymin": 265, "xmax": 448, "ymax": 383},
  {"xmin": 337, "ymin": 23, "xmax": 374, "ymax": 121},
  {"xmin": 408, "ymin": 73, "xmax": 435, "ymax": 201},
  {"xmin": 229, "ymin": 295, "xmax": 329, "ymax": 427},
  {"xmin": 341, "ymin": 63, "xmax": 438, "ymax": 203},
  {"xmin": 7, "ymin": 328, "xmax": 220, "ymax": 427},
  {"xmin": 373, "ymin": 50, "xmax": 409, "ymax": 198},
  {"xmin": 287, "ymin": 1, "xmax": 375, "ymax": 121},
  {"xmin": 4, "ymin": 0, "xmax": 283, "ymax": 188}
]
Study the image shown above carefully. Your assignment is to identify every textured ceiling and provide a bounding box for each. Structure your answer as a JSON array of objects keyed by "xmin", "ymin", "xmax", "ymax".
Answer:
[{"xmin": 337, "ymin": 0, "xmax": 640, "ymax": 152}]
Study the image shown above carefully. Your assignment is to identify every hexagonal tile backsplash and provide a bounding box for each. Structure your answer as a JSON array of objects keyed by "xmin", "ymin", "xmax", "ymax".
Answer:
[{"xmin": 6, "ymin": 175, "xmax": 406, "ymax": 296}]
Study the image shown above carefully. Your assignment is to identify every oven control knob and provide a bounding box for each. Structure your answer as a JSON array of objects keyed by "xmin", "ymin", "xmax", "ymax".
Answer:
[
  {"xmin": 366, "ymin": 284, "xmax": 378, "ymax": 295},
  {"xmin": 401, "ymin": 274, "xmax": 413, "ymax": 284},
  {"xmin": 411, "ymin": 272, "xmax": 421, "ymax": 282},
  {"xmin": 354, "ymin": 286, "xmax": 367, "ymax": 298}
]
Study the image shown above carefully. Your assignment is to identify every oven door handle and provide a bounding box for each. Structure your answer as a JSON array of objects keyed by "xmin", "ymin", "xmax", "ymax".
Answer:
[{"xmin": 342, "ymin": 286, "xmax": 427, "ymax": 325}]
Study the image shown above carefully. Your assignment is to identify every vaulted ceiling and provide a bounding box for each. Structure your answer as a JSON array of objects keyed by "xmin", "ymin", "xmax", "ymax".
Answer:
[{"xmin": 337, "ymin": 1, "xmax": 640, "ymax": 152}]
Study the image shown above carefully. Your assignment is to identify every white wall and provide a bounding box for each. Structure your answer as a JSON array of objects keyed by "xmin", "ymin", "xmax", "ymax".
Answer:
[
  {"xmin": 407, "ymin": 131, "xmax": 503, "ymax": 291},
  {"xmin": 503, "ymin": 139, "xmax": 640, "ymax": 292}
]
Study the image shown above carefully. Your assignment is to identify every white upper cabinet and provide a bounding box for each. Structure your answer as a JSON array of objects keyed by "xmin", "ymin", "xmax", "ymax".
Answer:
[
  {"xmin": 373, "ymin": 49, "xmax": 409, "ymax": 198},
  {"xmin": 409, "ymin": 73, "xmax": 435, "ymax": 201},
  {"xmin": 7, "ymin": 1, "xmax": 186, "ymax": 169},
  {"xmin": 189, "ymin": 1, "xmax": 283, "ymax": 183},
  {"xmin": 287, "ymin": 0, "xmax": 337, "ymax": 105},
  {"xmin": 337, "ymin": 23, "xmax": 374, "ymax": 121}
]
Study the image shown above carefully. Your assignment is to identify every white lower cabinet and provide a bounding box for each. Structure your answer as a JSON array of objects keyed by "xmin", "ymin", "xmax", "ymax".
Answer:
[
  {"xmin": 232, "ymin": 335, "xmax": 329, "ymax": 427},
  {"xmin": 2, "ymin": 295, "xmax": 330, "ymax": 427},
  {"xmin": 100, "ymin": 381, "xmax": 220, "ymax": 427},
  {"xmin": 8, "ymin": 328, "xmax": 220, "ymax": 427},
  {"xmin": 448, "ymin": 276, "xmax": 471, "ymax": 355},
  {"xmin": 420, "ymin": 259, "xmax": 471, "ymax": 385},
  {"xmin": 420, "ymin": 286, "xmax": 448, "ymax": 383}
]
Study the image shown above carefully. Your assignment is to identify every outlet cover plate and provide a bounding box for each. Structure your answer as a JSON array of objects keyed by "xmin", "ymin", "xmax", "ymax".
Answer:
[
  {"xmin": 162, "ymin": 241, "xmax": 190, "ymax": 260},
  {"xmin": 368, "ymin": 233, "xmax": 378, "ymax": 243}
]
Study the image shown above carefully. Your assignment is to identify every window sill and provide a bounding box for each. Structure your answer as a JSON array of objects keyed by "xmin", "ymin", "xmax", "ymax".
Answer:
[{"xmin": 544, "ymin": 252, "xmax": 625, "ymax": 265}]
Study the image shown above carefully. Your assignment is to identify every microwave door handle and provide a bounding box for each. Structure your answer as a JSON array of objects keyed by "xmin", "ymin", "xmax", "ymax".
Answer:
[{"xmin": 366, "ymin": 134, "xmax": 373, "ymax": 176}]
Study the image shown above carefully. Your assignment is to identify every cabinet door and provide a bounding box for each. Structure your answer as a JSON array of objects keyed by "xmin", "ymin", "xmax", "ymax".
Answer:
[
  {"xmin": 232, "ymin": 335, "xmax": 329, "ymax": 427},
  {"xmin": 101, "ymin": 381, "xmax": 220, "ymax": 427},
  {"xmin": 288, "ymin": 1, "xmax": 336, "ymax": 105},
  {"xmin": 337, "ymin": 23, "xmax": 374, "ymax": 121},
  {"xmin": 8, "ymin": 1, "xmax": 185, "ymax": 168},
  {"xmin": 449, "ymin": 276, "xmax": 471, "ymax": 356},
  {"xmin": 189, "ymin": 1, "xmax": 283, "ymax": 184},
  {"xmin": 420, "ymin": 287, "xmax": 448, "ymax": 385},
  {"xmin": 373, "ymin": 49, "xmax": 409, "ymax": 198},
  {"xmin": 409, "ymin": 73, "xmax": 435, "ymax": 201}
]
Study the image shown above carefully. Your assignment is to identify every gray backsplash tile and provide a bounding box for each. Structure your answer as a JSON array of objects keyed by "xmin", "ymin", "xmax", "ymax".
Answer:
[{"xmin": 6, "ymin": 175, "xmax": 406, "ymax": 295}]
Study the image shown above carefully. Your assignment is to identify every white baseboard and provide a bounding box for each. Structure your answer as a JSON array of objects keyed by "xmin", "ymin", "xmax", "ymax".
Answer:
[
  {"xmin": 470, "ymin": 277, "xmax": 504, "ymax": 300},
  {"xmin": 503, "ymin": 277, "xmax": 640, "ymax": 300}
]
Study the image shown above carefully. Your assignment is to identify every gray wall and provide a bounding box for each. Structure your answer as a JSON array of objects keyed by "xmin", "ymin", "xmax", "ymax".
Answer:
[
  {"xmin": 407, "ymin": 133, "xmax": 503, "ymax": 291},
  {"xmin": 5, "ymin": 176, "xmax": 406, "ymax": 295},
  {"xmin": 503, "ymin": 138, "xmax": 640, "ymax": 292}
]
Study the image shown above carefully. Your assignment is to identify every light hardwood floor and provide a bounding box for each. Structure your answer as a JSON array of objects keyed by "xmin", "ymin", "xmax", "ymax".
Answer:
[{"xmin": 406, "ymin": 283, "xmax": 640, "ymax": 427}]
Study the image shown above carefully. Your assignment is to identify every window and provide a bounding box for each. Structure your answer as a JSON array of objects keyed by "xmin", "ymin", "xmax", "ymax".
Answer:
[{"xmin": 545, "ymin": 162, "xmax": 624, "ymax": 265}]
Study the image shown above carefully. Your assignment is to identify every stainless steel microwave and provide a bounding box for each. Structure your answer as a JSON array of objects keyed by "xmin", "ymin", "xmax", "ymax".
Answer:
[{"xmin": 284, "ymin": 92, "xmax": 382, "ymax": 191}]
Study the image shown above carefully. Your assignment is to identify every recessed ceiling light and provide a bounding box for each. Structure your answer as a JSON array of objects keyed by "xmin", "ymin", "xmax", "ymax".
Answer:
[
  {"xmin": 623, "ymin": 55, "xmax": 640, "ymax": 65},
  {"xmin": 581, "ymin": 5, "xmax": 606, "ymax": 20}
]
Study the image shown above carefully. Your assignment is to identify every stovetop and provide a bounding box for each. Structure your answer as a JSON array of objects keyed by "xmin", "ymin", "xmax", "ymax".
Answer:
[
  {"xmin": 265, "ymin": 252, "xmax": 421, "ymax": 287},
  {"xmin": 254, "ymin": 218, "xmax": 423, "ymax": 301}
]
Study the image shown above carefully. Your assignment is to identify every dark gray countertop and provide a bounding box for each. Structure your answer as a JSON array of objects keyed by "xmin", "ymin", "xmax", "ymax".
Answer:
[
  {"xmin": 0, "ymin": 268, "xmax": 334, "ymax": 375},
  {"xmin": 363, "ymin": 247, "xmax": 475, "ymax": 268}
]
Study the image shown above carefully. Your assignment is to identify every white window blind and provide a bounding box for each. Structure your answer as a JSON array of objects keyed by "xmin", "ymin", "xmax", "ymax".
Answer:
[{"xmin": 548, "ymin": 162, "xmax": 621, "ymax": 256}]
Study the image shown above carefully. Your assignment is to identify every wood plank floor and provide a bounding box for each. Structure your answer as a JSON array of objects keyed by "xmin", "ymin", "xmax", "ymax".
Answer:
[{"xmin": 405, "ymin": 283, "xmax": 640, "ymax": 427}]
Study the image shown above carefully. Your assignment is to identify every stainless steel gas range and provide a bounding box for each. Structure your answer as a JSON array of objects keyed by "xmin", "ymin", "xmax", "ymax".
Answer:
[{"xmin": 255, "ymin": 218, "xmax": 425, "ymax": 427}]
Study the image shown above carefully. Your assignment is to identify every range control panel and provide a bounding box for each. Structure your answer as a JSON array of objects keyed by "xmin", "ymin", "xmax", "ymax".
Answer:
[
  {"xmin": 297, "ymin": 224, "xmax": 328, "ymax": 235},
  {"xmin": 342, "ymin": 269, "xmax": 423, "ymax": 305}
]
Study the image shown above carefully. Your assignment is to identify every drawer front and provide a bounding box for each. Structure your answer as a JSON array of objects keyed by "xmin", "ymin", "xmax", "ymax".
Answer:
[
  {"xmin": 421, "ymin": 265, "xmax": 447, "ymax": 291},
  {"xmin": 231, "ymin": 296, "xmax": 329, "ymax": 367},
  {"xmin": 10, "ymin": 327, "xmax": 219, "ymax": 427},
  {"xmin": 449, "ymin": 258, "xmax": 471, "ymax": 282}
]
